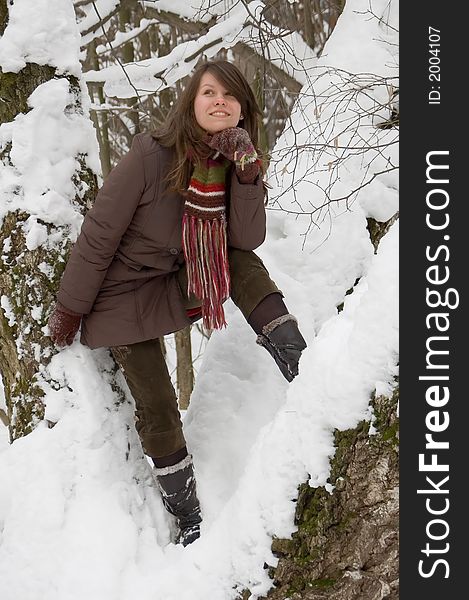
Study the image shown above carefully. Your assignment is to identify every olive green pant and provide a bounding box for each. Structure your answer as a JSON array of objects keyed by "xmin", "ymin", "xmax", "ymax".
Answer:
[{"xmin": 111, "ymin": 248, "xmax": 282, "ymax": 458}]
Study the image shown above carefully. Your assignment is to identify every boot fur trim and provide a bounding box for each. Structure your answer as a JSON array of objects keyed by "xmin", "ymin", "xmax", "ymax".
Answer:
[
  {"xmin": 153, "ymin": 453, "xmax": 193, "ymax": 476},
  {"xmin": 256, "ymin": 313, "xmax": 297, "ymax": 343}
]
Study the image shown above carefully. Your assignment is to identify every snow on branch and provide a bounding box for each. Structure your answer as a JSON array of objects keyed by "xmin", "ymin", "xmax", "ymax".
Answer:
[
  {"xmin": 0, "ymin": 0, "xmax": 83, "ymax": 75},
  {"xmin": 140, "ymin": 0, "xmax": 230, "ymax": 22},
  {"xmin": 143, "ymin": 0, "xmax": 317, "ymax": 84},
  {"xmin": 82, "ymin": 0, "xmax": 317, "ymax": 100},
  {"xmin": 96, "ymin": 18, "xmax": 159, "ymax": 56},
  {"xmin": 267, "ymin": 66, "xmax": 399, "ymax": 238},
  {"xmin": 84, "ymin": 0, "xmax": 265, "ymax": 97},
  {"xmin": 237, "ymin": 24, "xmax": 317, "ymax": 86},
  {"xmin": 76, "ymin": 0, "xmax": 120, "ymax": 46}
]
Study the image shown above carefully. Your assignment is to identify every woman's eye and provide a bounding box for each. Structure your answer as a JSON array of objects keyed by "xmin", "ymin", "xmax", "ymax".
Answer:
[{"xmin": 201, "ymin": 89, "xmax": 234, "ymax": 98}]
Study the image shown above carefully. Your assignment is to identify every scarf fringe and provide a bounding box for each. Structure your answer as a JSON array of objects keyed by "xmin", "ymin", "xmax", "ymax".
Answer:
[{"xmin": 182, "ymin": 213, "xmax": 230, "ymax": 330}]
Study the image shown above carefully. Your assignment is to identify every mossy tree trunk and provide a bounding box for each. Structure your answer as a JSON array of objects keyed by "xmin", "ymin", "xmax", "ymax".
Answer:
[
  {"xmin": 0, "ymin": 1, "xmax": 98, "ymax": 442},
  {"xmin": 262, "ymin": 388, "xmax": 399, "ymax": 600}
]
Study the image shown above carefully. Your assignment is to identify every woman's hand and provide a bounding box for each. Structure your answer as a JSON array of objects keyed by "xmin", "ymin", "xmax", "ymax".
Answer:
[
  {"xmin": 207, "ymin": 127, "xmax": 255, "ymax": 162},
  {"xmin": 48, "ymin": 303, "xmax": 82, "ymax": 347},
  {"xmin": 207, "ymin": 127, "xmax": 261, "ymax": 184}
]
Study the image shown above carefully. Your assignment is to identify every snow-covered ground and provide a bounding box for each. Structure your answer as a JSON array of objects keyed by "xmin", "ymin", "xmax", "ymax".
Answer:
[
  {"xmin": 0, "ymin": 1, "xmax": 398, "ymax": 599},
  {"xmin": 0, "ymin": 379, "xmax": 8, "ymax": 450}
]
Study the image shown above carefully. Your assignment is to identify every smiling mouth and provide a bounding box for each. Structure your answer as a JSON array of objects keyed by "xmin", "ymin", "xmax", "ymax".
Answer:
[{"xmin": 210, "ymin": 112, "xmax": 230, "ymax": 117}]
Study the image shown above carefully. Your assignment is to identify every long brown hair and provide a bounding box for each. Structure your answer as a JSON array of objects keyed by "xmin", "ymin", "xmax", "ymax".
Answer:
[{"xmin": 152, "ymin": 60, "xmax": 265, "ymax": 194}]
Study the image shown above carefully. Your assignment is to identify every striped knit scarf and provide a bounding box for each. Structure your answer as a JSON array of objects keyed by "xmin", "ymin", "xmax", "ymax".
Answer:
[{"xmin": 182, "ymin": 151, "xmax": 232, "ymax": 330}]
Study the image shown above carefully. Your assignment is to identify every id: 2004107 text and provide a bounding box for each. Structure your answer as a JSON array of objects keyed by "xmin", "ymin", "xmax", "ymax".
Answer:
[{"xmin": 428, "ymin": 26, "xmax": 441, "ymax": 105}]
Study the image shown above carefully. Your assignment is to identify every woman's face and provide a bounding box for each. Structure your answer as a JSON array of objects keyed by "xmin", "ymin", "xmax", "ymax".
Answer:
[{"xmin": 193, "ymin": 72, "xmax": 242, "ymax": 134}]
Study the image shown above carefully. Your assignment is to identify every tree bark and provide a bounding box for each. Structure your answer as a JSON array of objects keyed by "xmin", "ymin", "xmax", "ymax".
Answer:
[
  {"xmin": 174, "ymin": 327, "xmax": 194, "ymax": 410},
  {"xmin": 119, "ymin": 3, "xmax": 140, "ymax": 134},
  {"xmin": 0, "ymin": 0, "xmax": 8, "ymax": 35},
  {"xmin": 87, "ymin": 41, "xmax": 112, "ymax": 177},
  {"xmin": 0, "ymin": 408, "xmax": 8, "ymax": 427},
  {"xmin": 260, "ymin": 388, "xmax": 399, "ymax": 600},
  {"xmin": 0, "ymin": 5, "xmax": 98, "ymax": 440},
  {"xmin": 303, "ymin": 0, "xmax": 316, "ymax": 49}
]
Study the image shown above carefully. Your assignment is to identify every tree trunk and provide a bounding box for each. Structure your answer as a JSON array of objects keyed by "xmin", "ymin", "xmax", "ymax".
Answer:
[
  {"xmin": 119, "ymin": 3, "xmax": 140, "ymax": 134},
  {"xmin": 174, "ymin": 327, "xmax": 194, "ymax": 410},
  {"xmin": 87, "ymin": 41, "xmax": 112, "ymax": 177},
  {"xmin": 302, "ymin": 0, "xmax": 316, "ymax": 48},
  {"xmin": 261, "ymin": 388, "xmax": 399, "ymax": 600},
  {"xmin": 0, "ymin": 409, "xmax": 8, "ymax": 427},
  {"xmin": 0, "ymin": 0, "xmax": 98, "ymax": 441},
  {"xmin": 0, "ymin": 0, "xmax": 8, "ymax": 35}
]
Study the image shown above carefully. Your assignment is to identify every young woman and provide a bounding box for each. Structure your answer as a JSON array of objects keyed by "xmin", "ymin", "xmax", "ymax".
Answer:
[{"xmin": 48, "ymin": 60, "xmax": 307, "ymax": 546}]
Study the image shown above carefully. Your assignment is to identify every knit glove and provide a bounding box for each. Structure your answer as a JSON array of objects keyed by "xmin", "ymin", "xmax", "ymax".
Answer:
[
  {"xmin": 48, "ymin": 302, "xmax": 82, "ymax": 347},
  {"xmin": 207, "ymin": 127, "xmax": 260, "ymax": 184}
]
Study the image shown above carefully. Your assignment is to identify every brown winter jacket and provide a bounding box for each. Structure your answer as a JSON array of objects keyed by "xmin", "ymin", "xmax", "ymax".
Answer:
[{"xmin": 57, "ymin": 133, "xmax": 266, "ymax": 349}]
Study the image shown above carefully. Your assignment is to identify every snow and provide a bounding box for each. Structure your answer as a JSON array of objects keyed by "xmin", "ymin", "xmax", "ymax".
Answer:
[
  {"xmin": 77, "ymin": 0, "xmax": 121, "ymax": 45},
  {"xmin": 96, "ymin": 19, "xmax": 159, "ymax": 55},
  {"xmin": 0, "ymin": 0, "xmax": 82, "ymax": 76},
  {"xmin": 0, "ymin": 1, "xmax": 398, "ymax": 599},
  {"xmin": 0, "ymin": 77, "xmax": 100, "ymax": 237},
  {"xmin": 0, "ymin": 378, "xmax": 7, "ymax": 449},
  {"xmin": 141, "ymin": 0, "xmax": 215, "ymax": 22},
  {"xmin": 0, "ymin": 296, "xmax": 15, "ymax": 327}
]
